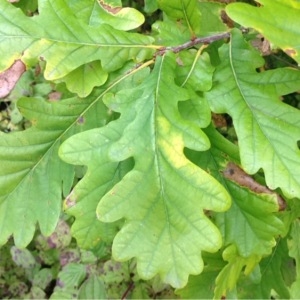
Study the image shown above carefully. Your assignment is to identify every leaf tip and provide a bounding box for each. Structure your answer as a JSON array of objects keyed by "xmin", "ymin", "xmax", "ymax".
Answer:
[{"xmin": 64, "ymin": 192, "xmax": 77, "ymax": 210}]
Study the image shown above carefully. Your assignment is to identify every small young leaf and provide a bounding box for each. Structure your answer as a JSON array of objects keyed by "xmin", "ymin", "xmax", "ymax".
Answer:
[
  {"xmin": 214, "ymin": 245, "xmax": 261, "ymax": 299},
  {"xmin": 10, "ymin": 246, "xmax": 37, "ymax": 269},
  {"xmin": 78, "ymin": 275, "xmax": 107, "ymax": 299},
  {"xmin": 55, "ymin": 263, "xmax": 86, "ymax": 290}
]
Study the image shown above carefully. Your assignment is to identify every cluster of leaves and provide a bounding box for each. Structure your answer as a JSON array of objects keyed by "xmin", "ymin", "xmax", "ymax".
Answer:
[
  {"xmin": 1, "ymin": 0, "xmax": 300, "ymax": 298},
  {"xmin": 0, "ymin": 218, "xmax": 176, "ymax": 299}
]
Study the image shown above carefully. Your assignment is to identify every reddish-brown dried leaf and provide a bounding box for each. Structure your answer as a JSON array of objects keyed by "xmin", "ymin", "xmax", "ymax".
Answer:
[{"xmin": 0, "ymin": 60, "xmax": 26, "ymax": 98}]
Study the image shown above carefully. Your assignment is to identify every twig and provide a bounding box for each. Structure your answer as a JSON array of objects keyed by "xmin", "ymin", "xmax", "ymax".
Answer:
[
  {"xmin": 121, "ymin": 282, "xmax": 135, "ymax": 300},
  {"xmin": 156, "ymin": 31, "xmax": 231, "ymax": 56},
  {"xmin": 168, "ymin": 32, "xmax": 231, "ymax": 52}
]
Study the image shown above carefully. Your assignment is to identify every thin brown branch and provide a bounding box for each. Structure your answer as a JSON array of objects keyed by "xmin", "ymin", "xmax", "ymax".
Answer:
[
  {"xmin": 155, "ymin": 31, "xmax": 231, "ymax": 56},
  {"xmin": 168, "ymin": 32, "xmax": 231, "ymax": 53},
  {"xmin": 157, "ymin": 28, "xmax": 252, "ymax": 56},
  {"xmin": 121, "ymin": 282, "xmax": 135, "ymax": 300}
]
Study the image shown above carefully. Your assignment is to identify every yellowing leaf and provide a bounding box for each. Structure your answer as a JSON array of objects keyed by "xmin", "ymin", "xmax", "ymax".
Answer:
[
  {"xmin": 226, "ymin": 0, "xmax": 300, "ymax": 63},
  {"xmin": 60, "ymin": 53, "xmax": 231, "ymax": 288},
  {"xmin": 214, "ymin": 245, "xmax": 261, "ymax": 299},
  {"xmin": 98, "ymin": 0, "xmax": 145, "ymax": 30},
  {"xmin": 0, "ymin": 0, "xmax": 156, "ymax": 80}
]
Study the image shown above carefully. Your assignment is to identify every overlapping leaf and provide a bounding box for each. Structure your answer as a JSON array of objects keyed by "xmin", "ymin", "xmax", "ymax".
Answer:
[
  {"xmin": 176, "ymin": 252, "xmax": 226, "ymax": 299},
  {"xmin": 176, "ymin": 50, "xmax": 214, "ymax": 127},
  {"xmin": 198, "ymin": 1, "xmax": 229, "ymax": 34},
  {"xmin": 214, "ymin": 245, "xmax": 261, "ymax": 299},
  {"xmin": 258, "ymin": 238, "xmax": 291, "ymax": 299},
  {"xmin": 59, "ymin": 65, "xmax": 150, "ymax": 250},
  {"xmin": 186, "ymin": 125, "xmax": 284, "ymax": 257},
  {"xmin": 288, "ymin": 220, "xmax": 300, "ymax": 298},
  {"xmin": 226, "ymin": 0, "xmax": 300, "ymax": 63},
  {"xmin": 0, "ymin": 0, "xmax": 156, "ymax": 80},
  {"xmin": 204, "ymin": 29, "xmax": 300, "ymax": 199},
  {"xmin": 68, "ymin": 0, "xmax": 145, "ymax": 30},
  {"xmin": 63, "ymin": 159, "xmax": 132, "ymax": 249},
  {"xmin": 57, "ymin": 61, "xmax": 108, "ymax": 97},
  {"xmin": 0, "ymin": 94, "xmax": 110, "ymax": 247},
  {"xmin": 157, "ymin": 0, "xmax": 201, "ymax": 37},
  {"xmin": 60, "ymin": 53, "xmax": 231, "ymax": 288}
]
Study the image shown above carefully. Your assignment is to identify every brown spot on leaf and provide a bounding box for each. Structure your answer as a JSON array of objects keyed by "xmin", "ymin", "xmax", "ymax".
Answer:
[
  {"xmin": 98, "ymin": 0, "xmax": 122, "ymax": 14},
  {"xmin": 77, "ymin": 116, "xmax": 85, "ymax": 124},
  {"xmin": 251, "ymin": 35, "xmax": 271, "ymax": 56},
  {"xmin": 285, "ymin": 48, "xmax": 297, "ymax": 57},
  {"xmin": 176, "ymin": 57, "xmax": 184, "ymax": 66},
  {"xmin": 223, "ymin": 162, "xmax": 286, "ymax": 210},
  {"xmin": 48, "ymin": 91, "xmax": 62, "ymax": 101},
  {"xmin": 0, "ymin": 60, "xmax": 26, "ymax": 98},
  {"xmin": 221, "ymin": 10, "xmax": 234, "ymax": 28},
  {"xmin": 65, "ymin": 193, "xmax": 76, "ymax": 209}
]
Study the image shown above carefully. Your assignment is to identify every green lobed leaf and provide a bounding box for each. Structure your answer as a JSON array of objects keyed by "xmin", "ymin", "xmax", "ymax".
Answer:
[
  {"xmin": 288, "ymin": 219, "xmax": 300, "ymax": 297},
  {"xmin": 60, "ymin": 53, "xmax": 231, "ymax": 288},
  {"xmin": 68, "ymin": 0, "xmax": 145, "ymax": 30},
  {"xmin": 226, "ymin": 0, "xmax": 300, "ymax": 63},
  {"xmin": 204, "ymin": 29, "xmax": 300, "ymax": 199},
  {"xmin": 198, "ymin": 1, "xmax": 229, "ymax": 34},
  {"xmin": 56, "ymin": 61, "xmax": 108, "ymax": 97},
  {"xmin": 0, "ymin": 0, "xmax": 156, "ymax": 80},
  {"xmin": 0, "ymin": 61, "xmax": 150, "ymax": 248},
  {"xmin": 214, "ymin": 245, "xmax": 261, "ymax": 299},
  {"xmin": 96, "ymin": 0, "xmax": 145, "ymax": 31},
  {"xmin": 51, "ymin": 263, "xmax": 86, "ymax": 297},
  {"xmin": 0, "ymin": 93, "xmax": 109, "ymax": 247},
  {"xmin": 157, "ymin": 0, "xmax": 201, "ymax": 38},
  {"xmin": 175, "ymin": 50, "xmax": 215, "ymax": 92},
  {"xmin": 63, "ymin": 159, "xmax": 131, "ymax": 249},
  {"xmin": 152, "ymin": 18, "xmax": 190, "ymax": 46},
  {"xmin": 60, "ymin": 65, "xmax": 150, "ymax": 250},
  {"xmin": 258, "ymin": 238, "xmax": 292, "ymax": 299},
  {"xmin": 186, "ymin": 125, "xmax": 285, "ymax": 257},
  {"xmin": 176, "ymin": 50, "xmax": 214, "ymax": 128}
]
